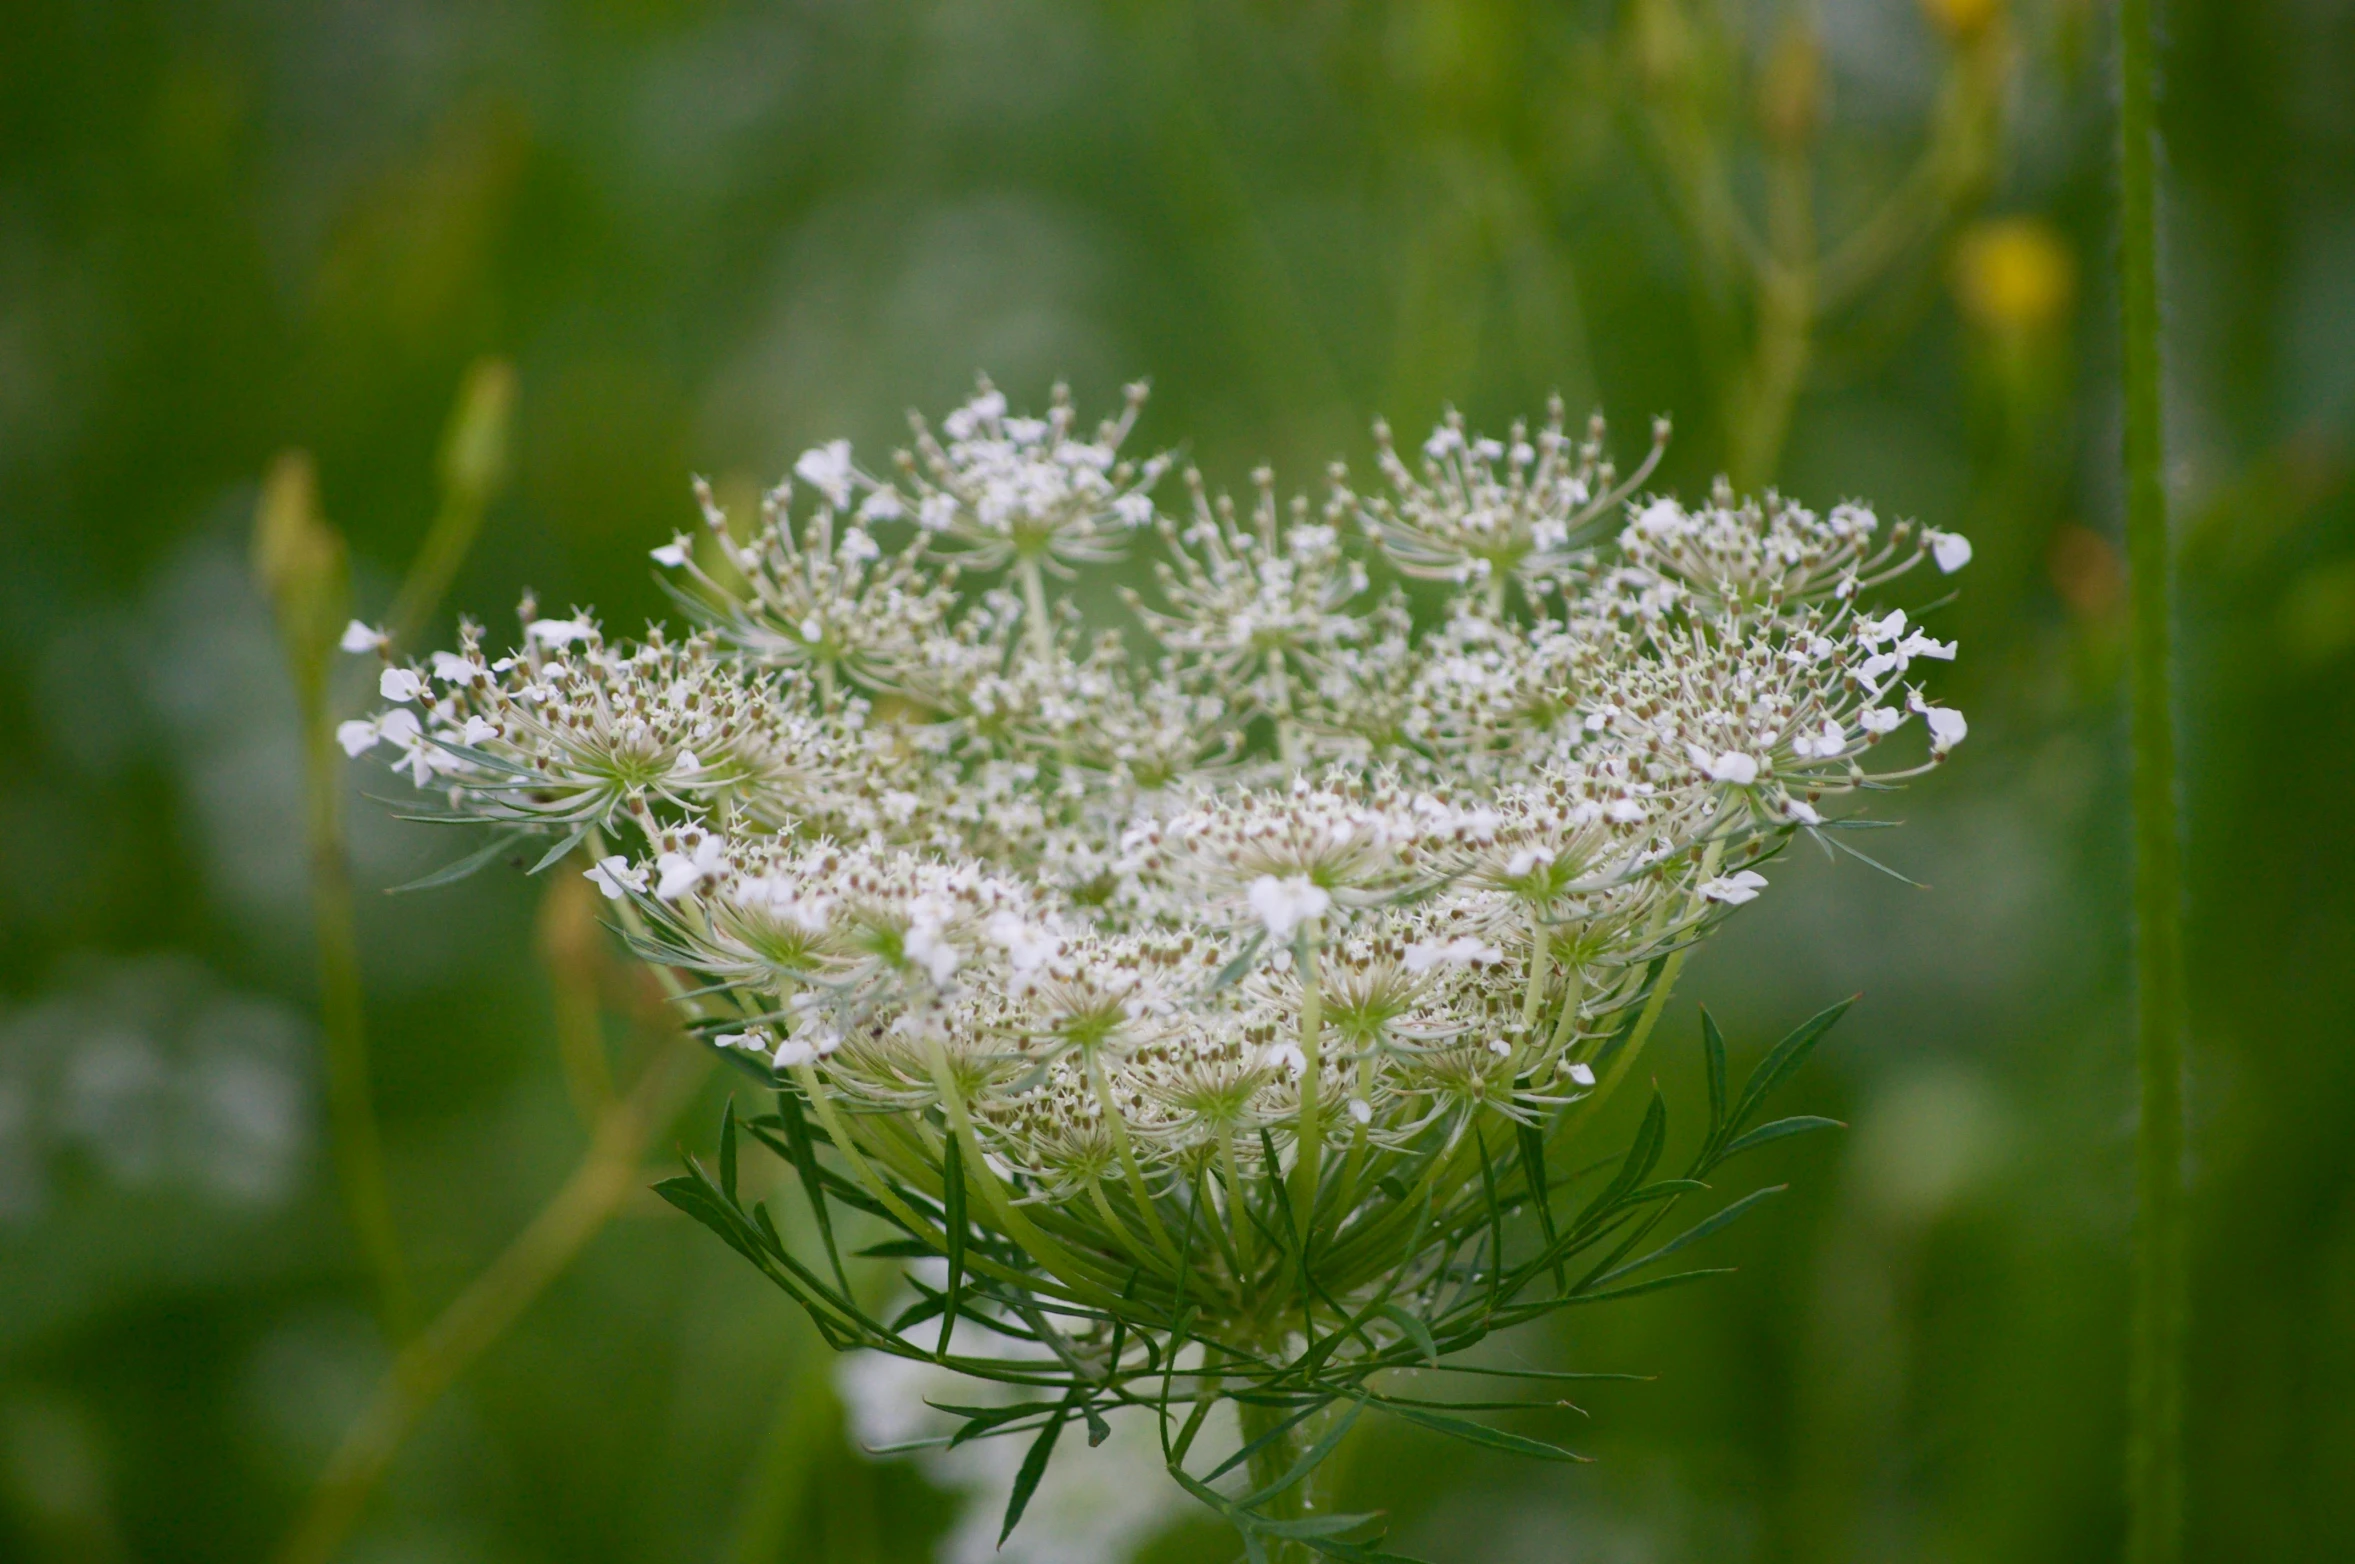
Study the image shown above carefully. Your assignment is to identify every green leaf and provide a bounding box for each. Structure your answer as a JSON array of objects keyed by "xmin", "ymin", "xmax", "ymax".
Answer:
[
  {"xmin": 527, "ymin": 819, "xmax": 598, "ymax": 875},
  {"xmin": 999, "ymin": 1393, "xmax": 1074, "ymax": 1545},
  {"xmin": 938, "ymin": 1134, "xmax": 967, "ymax": 1360},
  {"xmin": 1375, "ymin": 1302, "xmax": 1439, "ymax": 1367},
  {"xmin": 1584, "ymin": 1186, "xmax": 1785, "ymax": 1289},
  {"xmin": 1722, "ymin": 999, "xmax": 1851, "ymax": 1148},
  {"xmin": 718, "ymin": 1099, "xmax": 738, "ymax": 1203},
  {"xmin": 1561, "ymin": 1267, "xmax": 1735, "ymax": 1306},
  {"xmin": 385, "ymin": 829, "xmax": 526, "ymax": 894},
  {"xmin": 777, "ymin": 1091, "xmax": 850, "ymax": 1296},
  {"xmin": 1717, "ymin": 1115, "xmax": 1845, "ymax": 1160},
  {"xmin": 1370, "ymin": 1400, "xmax": 1589, "ymax": 1463},
  {"xmin": 1575, "ymin": 1090, "xmax": 1667, "ymax": 1230},
  {"xmin": 1701, "ymin": 1008, "xmax": 1728, "ymax": 1138},
  {"xmin": 1208, "ymin": 930, "xmax": 1268, "ymax": 994}
]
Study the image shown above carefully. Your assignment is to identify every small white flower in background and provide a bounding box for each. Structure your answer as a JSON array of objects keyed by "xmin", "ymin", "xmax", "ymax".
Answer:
[
  {"xmin": 795, "ymin": 440, "xmax": 857, "ymax": 508},
  {"xmin": 525, "ymin": 617, "xmax": 592, "ymax": 646},
  {"xmin": 1785, "ymin": 796, "xmax": 1822, "ymax": 825},
  {"xmin": 1927, "ymin": 528, "xmax": 1974, "ymax": 573},
  {"xmin": 1348, "ymin": 1098, "xmax": 1374, "ymax": 1126},
  {"xmin": 904, "ymin": 900, "xmax": 963, "ymax": 983},
  {"xmin": 339, "ymin": 620, "xmax": 386, "ymax": 654},
  {"xmin": 1701, "ymin": 870, "xmax": 1770, "ymax": 905},
  {"xmin": 584, "ymin": 856, "xmax": 648, "ymax": 900},
  {"xmin": 378, "ymin": 667, "xmax": 424, "ymax": 702},
  {"xmin": 650, "ymin": 536, "xmax": 691, "ymax": 568},
  {"xmin": 987, "ymin": 911, "xmax": 1057, "ymax": 972},
  {"xmin": 1567, "ymin": 1061, "xmax": 1597, "ymax": 1087},
  {"xmin": 1858, "ymin": 705, "xmax": 1904, "ymax": 735},
  {"xmin": 1248, "ymin": 875, "xmax": 1330, "ymax": 939}
]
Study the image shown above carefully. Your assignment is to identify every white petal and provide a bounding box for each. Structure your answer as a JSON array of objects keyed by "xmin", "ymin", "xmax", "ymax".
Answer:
[
  {"xmin": 339, "ymin": 621, "xmax": 386, "ymax": 654},
  {"xmin": 650, "ymin": 538, "xmax": 689, "ymax": 567},
  {"xmin": 334, "ymin": 719, "xmax": 381, "ymax": 756},
  {"xmin": 378, "ymin": 667, "xmax": 424, "ymax": 702},
  {"xmin": 1928, "ymin": 529, "xmax": 1974, "ymax": 573}
]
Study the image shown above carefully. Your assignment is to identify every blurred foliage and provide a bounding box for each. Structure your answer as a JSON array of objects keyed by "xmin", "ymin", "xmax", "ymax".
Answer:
[{"xmin": 2, "ymin": 0, "xmax": 2353, "ymax": 1560}]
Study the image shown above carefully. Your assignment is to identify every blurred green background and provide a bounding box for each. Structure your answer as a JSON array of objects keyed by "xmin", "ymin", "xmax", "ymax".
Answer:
[{"xmin": 4, "ymin": 0, "xmax": 2353, "ymax": 1559}]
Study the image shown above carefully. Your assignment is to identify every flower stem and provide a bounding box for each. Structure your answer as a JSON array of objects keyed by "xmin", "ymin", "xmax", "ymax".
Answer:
[
  {"xmin": 1568, "ymin": 835, "xmax": 1725, "ymax": 1133},
  {"xmin": 2119, "ymin": 0, "xmax": 2187, "ymax": 1558},
  {"xmin": 1235, "ymin": 1396, "xmax": 1322, "ymax": 1564},
  {"xmin": 1289, "ymin": 920, "xmax": 1325, "ymax": 1231},
  {"xmin": 1017, "ymin": 554, "xmax": 1055, "ymax": 665},
  {"xmin": 274, "ymin": 1034, "xmax": 710, "ymax": 1564}
]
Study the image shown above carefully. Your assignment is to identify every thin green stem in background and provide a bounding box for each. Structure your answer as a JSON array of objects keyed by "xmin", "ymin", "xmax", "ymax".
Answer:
[
  {"xmin": 254, "ymin": 454, "xmax": 416, "ymax": 1339},
  {"xmin": 2118, "ymin": 0, "xmax": 2188, "ymax": 1560},
  {"xmin": 273, "ymin": 1034, "xmax": 712, "ymax": 1564},
  {"xmin": 387, "ymin": 359, "xmax": 515, "ymax": 647}
]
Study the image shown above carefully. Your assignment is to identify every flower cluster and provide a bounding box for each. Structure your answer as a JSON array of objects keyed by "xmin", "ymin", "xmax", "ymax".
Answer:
[{"xmin": 342, "ymin": 376, "xmax": 1968, "ymax": 1553}]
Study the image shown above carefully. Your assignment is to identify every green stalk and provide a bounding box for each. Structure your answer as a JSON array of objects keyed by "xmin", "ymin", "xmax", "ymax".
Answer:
[
  {"xmin": 253, "ymin": 454, "xmax": 414, "ymax": 1339},
  {"xmin": 1017, "ymin": 554, "xmax": 1055, "ymax": 665},
  {"xmin": 2119, "ymin": 1, "xmax": 2187, "ymax": 1559},
  {"xmin": 1288, "ymin": 920, "xmax": 1326, "ymax": 1232},
  {"xmin": 1566, "ymin": 835, "xmax": 1725, "ymax": 1137},
  {"xmin": 1235, "ymin": 1396, "xmax": 1322, "ymax": 1564},
  {"xmin": 303, "ymin": 693, "xmax": 415, "ymax": 1338}
]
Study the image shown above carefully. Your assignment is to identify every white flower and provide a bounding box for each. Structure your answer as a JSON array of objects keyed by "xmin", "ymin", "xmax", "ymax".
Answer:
[
  {"xmin": 1784, "ymin": 796, "xmax": 1822, "ymax": 824},
  {"xmin": 1347, "ymin": 1098, "xmax": 1374, "ymax": 1126},
  {"xmin": 650, "ymin": 537, "xmax": 690, "ymax": 568},
  {"xmin": 772, "ymin": 1033, "xmax": 837, "ymax": 1069},
  {"xmin": 430, "ymin": 650, "xmax": 485, "ymax": 682},
  {"xmin": 1247, "ymin": 875, "xmax": 1331, "ymax": 939},
  {"xmin": 1701, "ymin": 870, "xmax": 1770, "ymax": 905},
  {"xmin": 340, "ymin": 621, "xmax": 387, "ymax": 653},
  {"xmin": 1858, "ymin": 705, "xmax": 1904, "ymax": 735},
  {"xmin": 837, "ymin": 529, "xmax": 881, "ymax": 565},
  {"xmin": 986, "ymin": 911, "xmax": 1057, "ymax": 973},
  {"xmin": 1927, "ymin": 528, "xmax": 1973, "ymax": 573},
  {"xmin": 655, "ymin": 836, "xmax": 726, "ymax": 901},
  {"xmin": 858, "ymin": 489, "xmax": 904, "ymax": 523},
  {"xmin": 1910, "ymin": 692, "xmax": 1968, "ymax": 752},
  {"xmin": 795, "ymin": 440, "xmax": 857, "ymax": 508},
  {"xmin": 670, "ymin": 749, "xmax": 702, "ymax": 776},
  {"xmin": 585, "ymin": 856, "xmax": 648, "ymax": 900},
  {"xmin": 1566, "ymin": 1061, "xmax": 1596, "ymax": 1087},
  {"xmin": 458, "ymin": 715, "xmax": 499, "ymax": 745},
  {"xmin": 378, "ymin": 667, "xmax": 424, "ymax": 702},
  {"xmin": 1791, "ymin": 719, "xmax": 1845, "ymax": 760},
  {"xmin": 1693, "ymin": 748, "xmax": 1760, "ymax": 785},
  {"xmin": 1262, "ymin": 1040, "xmax": 1308, "ymax": 1077},
  {"xmin": 1403, "ymin": 936, "xmax": 1503, "ymax": 972},
  {"xmin": 334, "ymin": 718, "xmax": 381, "ymax": 756},
  {"xmin": 1857, "ymin": 608, "xmax": 1908, "ymax": 648},
  {"xmin": 904, "ymin": 901, "xmax": 963, "ymax": 984},
  {"xmin": 526, "ymin": 617, "xmax": 593, "ymax": 647}
]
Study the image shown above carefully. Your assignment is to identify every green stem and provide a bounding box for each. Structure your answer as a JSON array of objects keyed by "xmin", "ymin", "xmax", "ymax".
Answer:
[
  {"xmin": 1086, "ymin": 1049, "xmax": 1180, "ymax": 1260},
  {"xmin": 302, "ymin": 679, "xmax": 415, "ymax": 1339},
  {"xmin": 1569, "ymin": 835, "xmax": 1726, "ymax": 1135},
  {"xmin": 1017, "ymin": 555, "xmax": 1054, "ymax": 665},
  {"xmin": 1289, "ymin": 921, "xmax": 1325, "ymax": 1231},
  {"xmin": 274, "ymin": 1039, "xmax": 710, "ymax": 1564},
  {"xmin": 2119, "ymin": 1, "xmax": 2186, "ymax": 1560},
  {"xmin": 1234, "ymin": 1396, "xmax": 1324, "ymax": 1564}
]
